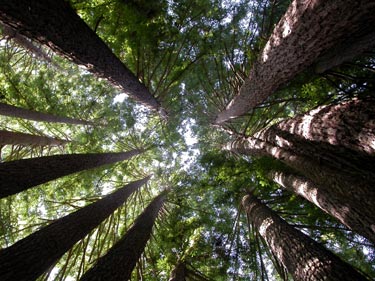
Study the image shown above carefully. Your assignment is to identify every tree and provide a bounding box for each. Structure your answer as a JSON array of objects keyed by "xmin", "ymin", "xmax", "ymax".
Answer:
[
  {"xmin": 242, "ymin": 193, "xmax": 367, "ymax": 280},
  {"xmin": 0, "ymin": 102, "xmax": 92, "ymax": 125},
  {"xmin": 215, "ymin": 0, "xmax": 375, "ymax": 124},
  {"xmin": 0, "ymin": 129, "xmax": 68, "ymax": 146},
  {"xmin": 0, "ymin": 149, "xmax": 142, "ymax": 198},
  {"xmin": 80, "ymin": 192, "xmax": 166, "ymax": 281},
  {"xmin": 0, "ymin": 176, "xmax": 148, "ymax": 281},
  {"xmin": 169, "ymin": 263, "xmax": 186, "ymax": 281},
  {"xmin": 0, "ymin": 0, "xmax": 162, "ymax": 112}
]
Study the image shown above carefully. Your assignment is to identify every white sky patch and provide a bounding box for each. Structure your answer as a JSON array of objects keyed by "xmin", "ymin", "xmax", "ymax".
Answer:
[
  {"xmin": 113, "ymin": 93, "xmax": 128, "ymax": 103},
  {"xmin": 179, "ymin": 118, "xmax": 199, "ymax": 171}
]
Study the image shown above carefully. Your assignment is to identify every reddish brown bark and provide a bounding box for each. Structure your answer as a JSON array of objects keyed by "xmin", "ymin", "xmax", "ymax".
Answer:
[
  {"xmin": 0, "ymin": 177, "xmax": 148, "ymax": 281},
  {"xmin": 0, "ymin": 130, "xmax": 68, "ymax": 146},
  {"xmin": 169, "ymin": 263, "xmax": 187, "ymax": 281},
  {"xmin": 80, "ymin": 192, "xmax": 166, "ymax": 281},
  {"xmin": 242, "ymin": 193, "xmax": 367, "ymax": 280},
  {"xmin": 0, "ymin": 0, "xmax": 161, "ymax": 111},
  {"xmin": 215, "ymin": 0, "xmax": 375, "ymax": 124},
  {"xmin": 0, "ymin": 102, "xmax": 92, "ymax": 125},
  {"xmin": 0, "ymin": 149, "xmax": 142, "ymax": 198}
]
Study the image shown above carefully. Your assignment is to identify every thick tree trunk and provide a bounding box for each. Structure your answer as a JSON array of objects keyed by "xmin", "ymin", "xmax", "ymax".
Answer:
[
  {"xmin": 242, "ymin": 193, "xmax": 367, "ymax": 280},
  {"xmin": 0, "ymin": 149, "xmax": 142, "ymax": 198},
  {"xmin": 0, "ymin": 177, "xmax": 148, "ymax": 281},
  {"xmin": 268, "ymin": 170, "xmax": 375, "ymax": 244},
  {"xmin": 0, "ymin": 0, "xmax": 161, "ymax": 112},
  {"xmin": 0, "ymin": 102, "xmax": 92, "ymax": 125},
  {"xmin": 169, "ymin": 263, "xmax": 187, "ymax": 281},
  {"xmin": 215, "ymin": 0, "xmax": 375, "ymax": 124},
  {"xmin": 0, "ymin": 130, "xmax": 68, "ymax": 146},
  {"xmin": 80, "ymin": 192, "xmax": 166, "ymax": 281}
]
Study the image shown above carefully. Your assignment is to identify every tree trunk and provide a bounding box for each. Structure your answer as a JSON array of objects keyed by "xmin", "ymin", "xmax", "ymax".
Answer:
[
  {"xmin": 0, "ymin": 102, "xmax": 92, "ymax": 125},
  {"xmin": 268, "ymin": 170, "xmax": 375, "ymax": 244},
  {"xmin": 0, "ymin": 149, "xmax": 142, "ymax": 198},
  {"xmin": 242, "ymin": 193, "xmax": 367, "ymax": 280},
  {"xmin": 169, "ymin": 263, "xmax": 186, "ymax": 281},
  {"xmin": 80, "ymin": 192, "xmax": 166, "ymax": 281},
  {"xmin": 0, "ymin": 177, "xmax": 148, "ymax": 281},
  {"xmin": 215, "ymin": 0, "xmax": 375, "ymax": 124},
  {"xmin": 0, "ymin": 0, "xmax": 161, "ymax": 112},
  {"xmin": 0, "ymin": 130, "xmax": 68, "ymax": 146}
]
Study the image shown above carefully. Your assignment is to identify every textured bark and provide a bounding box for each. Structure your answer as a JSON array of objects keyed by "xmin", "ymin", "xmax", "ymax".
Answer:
[
  {"xmin": 269, "ymin": 170, "xmax": 375, "ymax": 244},
  {"xmin": 242, "ymin": 194, "xmax": 367, "ymax": 280},
  {"xmin": 215, "ymin": 0, "xmax": 375, "ymax": 123},
  {"xmin": 169, "ymin": 263, "xmax": 187, "ymax": 281},
  {"xmin": 0, "ymin": 130, "xmax": 68, "ymax": 146},
  {"xmin": 0, "ymin": 102, "xmax": 92, "ymax": 125},
  {"xmin": 0, "ymin": 177, "xmax": 148, "ymax": 281},
  {"xmin": 0, "ymin": 149, "xmax": 142, "ymax": 198},
  {"xmin": 80, "ymin": 192, "xmax": 166, "ymax": 281},
  {"xmin": 0, "ymin": 0, "xmax": 161, "ymax": 111}
]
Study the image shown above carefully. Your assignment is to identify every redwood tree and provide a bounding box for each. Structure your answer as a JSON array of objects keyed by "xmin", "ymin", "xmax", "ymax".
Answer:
[
  {"xmin": 0, "ymin": 177, "xmax": 149, "ymax": 281},
  {"xmin": 80, "ymin": 192, "xmax": 166, "ymax": 281},
  {"xmin": 0, "ymin": 129, "xmax": 68, "ymax": 147},
  {"xmin": 215, "ymin": 0, "xmax": 375, "ymax": 124},
  {"xmin": 242, "ymin": 193, "xmax": 367, "ymax": 280},
  {"xmin": 0, "ymin": 149, "xmax": 142, "ymax": 198}
]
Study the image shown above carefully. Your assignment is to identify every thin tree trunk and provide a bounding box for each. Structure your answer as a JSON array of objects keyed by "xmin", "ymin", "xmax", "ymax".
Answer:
[
  {"xmin": 0, "ymin": 130, "xmax": 68, "ymax": 146},
  {"xmin": 0, "ymin": 0, "xmax": 161, "ymax": 112},
  {"xmin": 0, "ymin": 177, "xmax": 149, "ymax": 281},
  {"xmin": 0, "ymin": 149, "xmax": 142, "ymax": 198},
  {"xmin": 80, "ymin": 192, "xmax": 166, "ymax": 281},
  {"xmin": 0, "ymin": 102, "xmax": 92, "ymax": 125},
  {"xmin": 215, "ymin": 0, "xmax": 375, "ymax": 124},
  {"xmin": 169, "ymin": 262, "xmax": 186, "ymax": 281},
  {"xmin": 242, "ymin": 193, "xmax": 367, "ymax": 280},
  {"xmin": 268, "ymin": 170, "xmax": 375, "ymax": 244}
]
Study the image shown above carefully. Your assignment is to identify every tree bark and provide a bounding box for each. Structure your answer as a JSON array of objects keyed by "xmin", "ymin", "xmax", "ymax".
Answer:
[
  {"xmin": 0, "ymin": 177, "xmax": 149, "ymax": 281},
  {"xmin": 80, "ymin": 192, "xmax": 166, "ymax": 281},
  {"xmin": 242, "ymin": 193, "xmax": 367, "ymax": 280},
  {"xmin": 0, "ymin": 130, "xmax": 68, "ymax": 146},
  {"xmin": 0, "ymin": 149, "xmax": 142, "ymax": 198},
  {"xmin": 215, "ymin": 0, "xmax": 375, "ymax": 124},
  {"xmin": 268, "ymin": 170, "xmax": 375, "ymax": 244},
  {"xmin": 0, "ymin": 0, "xmax": 161, "ymax": 112},
  {"xmin": 0, "ymin": 102, "xmax": 92, "ymax": 125},
  {"xmin": 169, "ymin": 262, "xmax": 187, "ymax": 281}
]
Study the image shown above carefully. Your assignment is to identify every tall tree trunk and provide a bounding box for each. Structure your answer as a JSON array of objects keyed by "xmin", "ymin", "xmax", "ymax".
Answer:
[
  {"xmin": 0, "ymin": 177, "xmax": 148, "ymax": 281},
  {"xmin": 0, "ymin": 102, "xmax": 92, "ymax": 125},
  {"xmin": 0, "ymin": 149, "xmax": 142, "ymax": 198},
  {"xmin": 242, "ymin": 193, "xmax": 367, "ymax": 280},
  {"xmin": 0, "ymin": 130, "xmax": 68, "ymax": 146},
  {"xmin": 0, "ymin": 0, "xmax": 161, "ymax": 112},
  {"xmin": 80, "ymin": 192, "xmax": 166, "ymax": 281},
  {"xmin": 215, "ymin": 0, "xmax": 375, "ymax": 124},
  {"xmin": 169, "ymin": 262, "xmax": 187, "ymax": 281},
  {"xmin": 268, "ymin": 170, "xmax": 375, "ymax": 244}
]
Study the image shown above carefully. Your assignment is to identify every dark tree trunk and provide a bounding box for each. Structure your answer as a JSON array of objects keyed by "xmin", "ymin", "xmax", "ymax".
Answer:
[
  {"xmin": 215, "ymin": 0, "xmax": 375, "ymax": 124},
  {"xmin": 0, "ymin": 177, "xmax": 148, "ymax": 281},
  {"xmin": 0, "ymin": 130, "xmax": 68, "ymax": 146},
  {"xmin": 242, "ymin": 193, "xmax": 367, "ymax": 281},
  {"xmin": 80, "ymin": 192, "xmax": 166, "ymax": 281},
  {"xmin": 0, "ymin": 102, "xmax": 92, "ymax": 125},
  {"xmin": 268, "ymin": 170, "xmax": 375, "ymax": 244},
  {"xmin": 0, "ymin": 0, "xmax": 161, "ymax": 112},
  {"xmin": 169, "ymin": 263, "xmax": 186, "ymax": 281},
  {"xmin": 0, "ymin": 149, "xmax": 142, "ymax": 198}
]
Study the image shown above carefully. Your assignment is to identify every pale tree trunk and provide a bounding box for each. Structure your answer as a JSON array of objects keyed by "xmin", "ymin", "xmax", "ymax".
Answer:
[
  {"xmin": 242, "ymin": 193, "xmax": 367, "ymax": 280},
  {"xmin": 0, "ymin": 149, "xmax": 142, "ymax": 198},
  {"xmin": 268, "ymin": 170, "xmax": 375, "ymax": 244},
  {"xmin": 0, "ymin": 0, "xmax": 161, "ymax": 112},
  {"xmin": 0, "ymin": 130, "xmax": 68, "ymax": 146},
  {"xmin": 0, "ymin": 102, "xmax": 92, "ymax": 125},
  {"xmin": 169, "ymin": 263, "xmax": 186, "ymax": 281},
  {"xmin": 215, "ymin": 0, "xmax": 375, "ymax": 124},
  {"xmin": 0, "ymin": 177, "xmax": 149, "ymax": 281},
  {"xmin": 80, "ymin": 192, "xmax": 166, "ymax": 281}
]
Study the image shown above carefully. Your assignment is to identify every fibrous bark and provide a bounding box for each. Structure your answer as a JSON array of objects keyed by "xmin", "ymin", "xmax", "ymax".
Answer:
[
  {"xmin": 0, "ymin": 149, "xmax": 142, "ymax": 198},
  {"xmin": 0, "ymin": 130, "xmax": 68, "ymax": 146},
  {"xmin": 80, "ymin": 192, "xmax": 166, "ymax": 281},
  {"xmin": 0, "ymin": 177, "xmax": 148, "ymax": 281},
  {"xmin": 0, "ymin": 0, "xmax": 161, "ymax": 112},
  {"xmin": 242, "ymin": 193, "xmax": 367, "ymax": 280},
  {"xmin": 215, "ymin": 0, "xmax": 375, "ymax": 124},
  {"xmin": 169, "ymin": 262, "xmax": 187, "ymax": 281}
]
